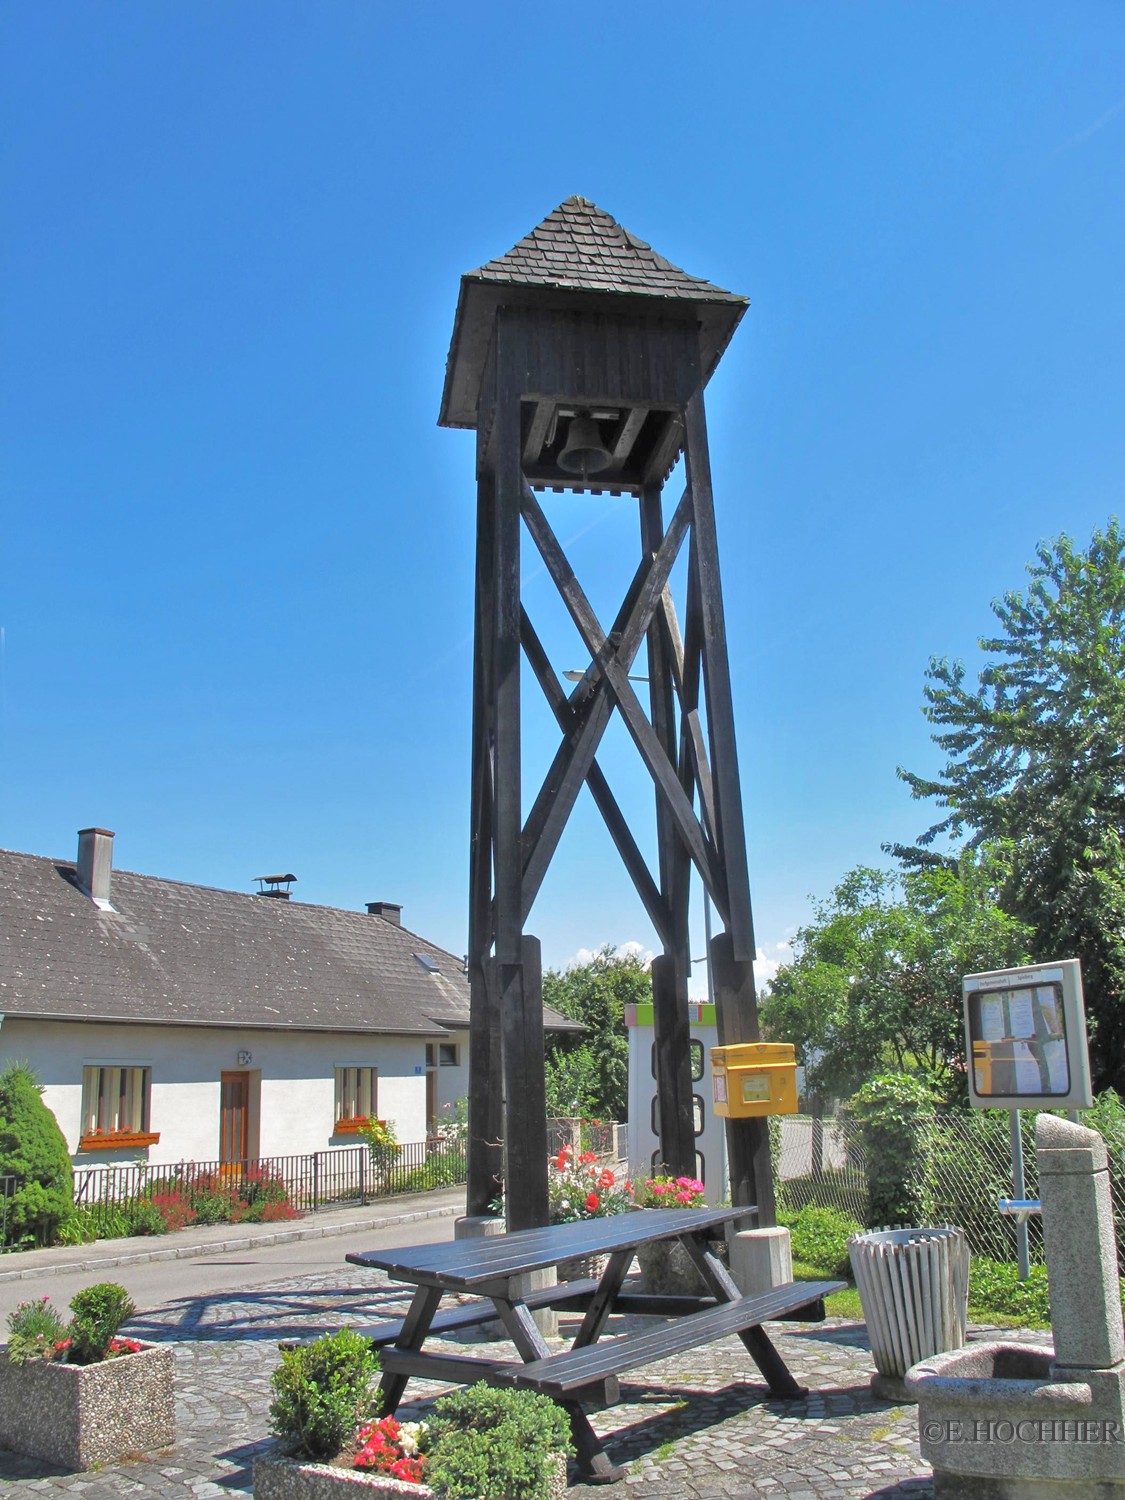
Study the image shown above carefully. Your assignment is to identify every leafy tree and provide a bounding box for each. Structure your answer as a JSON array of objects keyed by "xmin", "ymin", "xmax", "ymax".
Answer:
[
  {"xmin": 896, "ymin": 520, "xmax": 1125, "ymax": 1092},
  {"xmin": 542, "ymin": 946, "xmax": 650, "ymax": 1122},
  {"xmin": 761, "ymin": 850, "xmax": 1032, "ymax": 1100},
  {"xmin": 0, "ymin": 1061, "xmax": 74, "ymax": 1246}
]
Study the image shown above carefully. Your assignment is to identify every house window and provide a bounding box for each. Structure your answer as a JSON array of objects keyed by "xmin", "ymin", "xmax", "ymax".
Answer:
[
  {"xmin": 335, "ymin": 1067, "xmax": 377, "ymax": 1131},
  {"xmin": 80, "ymin": 1065, "xmax": 152, "ymax": 1143},
  {"xmin": 425, "ymin": 1043, "xmax": 459, "ymax": 1067}
]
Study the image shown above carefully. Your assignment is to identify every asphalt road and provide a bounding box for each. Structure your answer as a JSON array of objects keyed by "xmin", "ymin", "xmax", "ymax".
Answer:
[{"xmin": 0, "ymin": 1211, "xmax": 457, "ymax": 1326}]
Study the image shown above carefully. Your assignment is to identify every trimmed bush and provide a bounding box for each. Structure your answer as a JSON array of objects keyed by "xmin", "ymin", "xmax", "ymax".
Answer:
[
  {"xmin": 66, "ymin": 1282, "xmax": 137, "ymax": 1364},
  {"xmin": 268, "ymin": 1326, "xmax": 380, "ymax": 1462},
  {"xmin": 0, "ymin": 1062, "xmax": 74, "ymax": 1247},
  {"xmin": 426, "ymin": 1383, "xmax": 573, "ymax": 1500},
  {"xmin": 778, "ymin": 1204, "xmax": 861, "ymax": 1278},
  {"xmin": 846, "ymin": 1072, "xmax": 934, "ymax": 1228}
]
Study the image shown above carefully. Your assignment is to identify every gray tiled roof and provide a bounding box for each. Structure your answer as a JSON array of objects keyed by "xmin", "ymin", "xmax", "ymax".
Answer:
[
  {"xmin": 471, "ymin": 196, "xmax": 745, "ymax": 303},
  {"xmin": 0, "ymin": 849, "xmax": 579, "ymax": 1036}
]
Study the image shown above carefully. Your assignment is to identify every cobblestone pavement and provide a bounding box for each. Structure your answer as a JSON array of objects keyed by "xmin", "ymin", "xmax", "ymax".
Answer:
[{"xmin": 0, "ymin": 1264, "xmax": 1019, "ymax": 1499}]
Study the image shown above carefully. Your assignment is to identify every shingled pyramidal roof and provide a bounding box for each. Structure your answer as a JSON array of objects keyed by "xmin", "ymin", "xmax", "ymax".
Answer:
[
  {"xmin": 439, "ymin": 197, "xmax": 747, "ymax": 430},
  {"xmin": 471, "ymin": 195, "xmax": 746, "ymax": 303}
]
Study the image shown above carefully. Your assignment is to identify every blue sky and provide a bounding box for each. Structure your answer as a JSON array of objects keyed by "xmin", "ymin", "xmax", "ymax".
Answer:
[{"xmin": 2, "ymin": 2, "xmax": 1123, "ymax": 986}]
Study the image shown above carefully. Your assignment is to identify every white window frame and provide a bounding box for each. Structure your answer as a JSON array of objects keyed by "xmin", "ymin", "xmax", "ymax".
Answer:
[
  {"xmin": 334, "ymin": 1065, "xmax": 378, "ymax": 1127},
  {"xmin": 81, "ymin": 1063, "xmax": 152, "ymax": 1139}
]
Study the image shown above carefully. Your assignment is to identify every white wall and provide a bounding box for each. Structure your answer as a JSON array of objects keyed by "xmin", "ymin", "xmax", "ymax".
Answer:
[{"xmin": 0, "ymin": 1018, "xmax": 431, "ymax": 1165}]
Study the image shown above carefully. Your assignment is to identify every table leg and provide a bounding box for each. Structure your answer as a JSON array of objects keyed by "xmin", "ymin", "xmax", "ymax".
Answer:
[
  {"xmin": 378, "ymin": 1284, "xmax": 443, "ymax": 1416},
  {"xmin": 681, "ymin": 1233, "xmax": 808, "ymax": 1400},
  {"xmin": 494, "ymin": 1291, "xmax": 626, "ymax": 1484}
]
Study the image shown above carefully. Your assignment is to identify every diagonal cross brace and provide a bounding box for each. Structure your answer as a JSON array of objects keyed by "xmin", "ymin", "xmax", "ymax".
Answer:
[
  {"xmin": 520, "ymin": 482, "xmax": 730, "ymax": 922},
  {"xmin": 520, "ymin": 609, "xmax": 674, "ymax": 947},
  {"xmin": 518, "ymin": 484, "xmax": 691, "ymax": 911}
]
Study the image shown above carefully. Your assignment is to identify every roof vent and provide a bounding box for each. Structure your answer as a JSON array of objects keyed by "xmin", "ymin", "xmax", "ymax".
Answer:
[
  {"xmin": 255, "ymin": 873, "xmax": 296, "ymax": 900},
  {"xmin": 366, "ymin": 901, "xmax": 402, "ymax": 925}
]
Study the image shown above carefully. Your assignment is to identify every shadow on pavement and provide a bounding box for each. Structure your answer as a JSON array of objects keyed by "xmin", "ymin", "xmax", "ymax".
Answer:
[{"xmin": 129, "ymin": 1282, "xmax": 415, "ymax": 1343}]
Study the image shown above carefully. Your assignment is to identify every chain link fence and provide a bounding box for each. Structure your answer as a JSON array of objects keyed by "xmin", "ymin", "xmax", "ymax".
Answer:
[{"xmin": 774, "ymin": 1111, "xmax": 1125, "ymax": 1273}]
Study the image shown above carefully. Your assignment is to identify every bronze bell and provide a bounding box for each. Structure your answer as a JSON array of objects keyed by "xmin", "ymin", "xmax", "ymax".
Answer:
[{"xmin": 558, "ymin": 412, "xmax": 613, "ymax": 477}]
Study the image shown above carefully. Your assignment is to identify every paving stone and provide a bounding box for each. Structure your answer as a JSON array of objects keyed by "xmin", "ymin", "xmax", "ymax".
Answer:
[{"xmin": 1, "ymin": 1269, "xmax": 1048, "ymax": 1496}]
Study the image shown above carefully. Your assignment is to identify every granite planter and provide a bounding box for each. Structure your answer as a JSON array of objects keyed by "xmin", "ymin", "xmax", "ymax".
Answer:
[
  {"xmin": 635, "ymin": 1236, "xmax": 707, "ymax": 1296},
  {"xmin": 254, "ymin": 1448, "xmax": 568, "ymax": 1500},
  {"xmin": 253, "ymin": 1450, "xmax": 431, "ymax": 1499},
  {"xmin": 0, "ymin": 1340, "xmax": 175, "ymax": 1471}
]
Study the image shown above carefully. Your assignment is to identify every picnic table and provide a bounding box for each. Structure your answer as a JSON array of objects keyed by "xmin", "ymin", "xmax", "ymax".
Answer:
[{"xmin": 346, "ymin": 1205, "xmax": 843, "ymax": 1482}]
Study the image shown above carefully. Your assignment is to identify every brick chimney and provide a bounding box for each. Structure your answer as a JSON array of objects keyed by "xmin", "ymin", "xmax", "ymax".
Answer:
[
  {"xmin": 77, "ymin": 828, "xmax": 115, "ymax": 908},
  {"xmin": 366, "ymin": 901, "xmax": 402, "ymax": 925}
]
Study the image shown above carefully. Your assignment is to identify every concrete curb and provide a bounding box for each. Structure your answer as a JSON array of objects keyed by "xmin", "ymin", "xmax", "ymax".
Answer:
[{"xmin": 0, "ymin": 1196, "xmax": 465, "ymax": 1284}]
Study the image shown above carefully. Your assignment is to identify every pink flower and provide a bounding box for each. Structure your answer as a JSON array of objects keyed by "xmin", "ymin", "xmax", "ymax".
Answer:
[{"xmin": 598, "ymin": 1168, "xmax": 616, "ymax": 1190}]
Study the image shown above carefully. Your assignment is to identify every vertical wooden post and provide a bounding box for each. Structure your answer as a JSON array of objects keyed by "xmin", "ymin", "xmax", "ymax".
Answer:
[
  {"xmin": 683, "ymin": 391, "xmax": 755, "ymax": 964},
  {"xmin": 501, "ymin": 936, "xmax": 549, "ymax": 1230},
  {"xmin": 711, "ymin": 932, "xmax": 776, "ymax": 1226},
  {"xmin": 642, "ymin": 484, "xmax": 697, "ymax": 1178},
  {"xmin": 467, "ymin": 452, "xmax": 503, "ymax": 1216},
  {"xmin": 650, "ymin": 953, "xmax": 696, "ymax": 1176}
]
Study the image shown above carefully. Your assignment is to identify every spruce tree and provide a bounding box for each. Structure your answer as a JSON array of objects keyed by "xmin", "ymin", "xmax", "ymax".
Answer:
[{"xmin": 0, "ymin": 1061, "xmax": 73, "ymax": 1246}]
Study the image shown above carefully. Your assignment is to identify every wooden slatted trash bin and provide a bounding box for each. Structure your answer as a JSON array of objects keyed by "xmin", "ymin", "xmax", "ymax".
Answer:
[{"xmin": 848, "ymin": 1226, "xmax": 970, "ymax": 1402}]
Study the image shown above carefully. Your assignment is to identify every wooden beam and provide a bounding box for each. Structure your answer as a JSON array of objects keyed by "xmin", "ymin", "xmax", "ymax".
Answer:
[
  {"xmin": 611, "ymin": 406, "xmax": 647, "ymax": 465},
  {"xmin": 684, "ymin": 707, "xmax": 718, "ymax": 848},
  {"xmin": 492, "ymin": 332, "xmax": 524, "ymax": 965},
  {"xmin": 522, "ymin": 399, "xmax": 554, "ymax": 467},
  {"xmin": 518, "ymin": 554, "xmax": 651, "ymax": 906},
  {"xmin": 644, "ymin": 411, "xmax": 684, "ymax": 484},
  {"xmin": 467, "ymin": 460, "xmax": 502, "ymax": 1216},
  {"xmin": 500, "ymin": 938, "xmax": 550, "ymax": 1231},
  {"xmin": 518, "ymin": 484, "xmax": 694, "ymax": 908},
  {"xmin": 650, "ymin": 954, "xmax": 696, "ymax": 1177},
  {"xmin": 711, "ymin": 932, "xmax": 775, "ymax": 1225},
  {"xmin": 521, "ymin": 485, "xmax": 728, "ymax": 919},
  {"xmin": 519, "ymin": 610, "xmax": 673, "ymax": 948},
  {"xmin": 684, "ymin": 391, "xmax": 755, "ymax": 961}
]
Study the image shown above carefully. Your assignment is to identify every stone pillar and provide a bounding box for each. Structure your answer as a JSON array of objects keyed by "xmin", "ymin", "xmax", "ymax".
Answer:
[
  {"xmin": 730, "ymin": 1227, "xmax": 793, "ymax": 1297},
  {"xmin": 1036, "ymin": 1113, "xmax": 1125, "ymax": 1373}
]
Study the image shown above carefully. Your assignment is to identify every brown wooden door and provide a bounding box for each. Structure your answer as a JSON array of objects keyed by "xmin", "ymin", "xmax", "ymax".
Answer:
[
  {"xmin": 220, "ymin": 1072, "xmax": 250, "ymax": 1163},
  {"xmin": 426, "ymin": 1067, "xmax": 438, "ymax": 1136}
]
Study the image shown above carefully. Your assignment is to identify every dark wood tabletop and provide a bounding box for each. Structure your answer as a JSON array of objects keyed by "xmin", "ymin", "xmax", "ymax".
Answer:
[{"xmin": 345, "ymin": 1205, "xmax": 753, "ymax": 1288}]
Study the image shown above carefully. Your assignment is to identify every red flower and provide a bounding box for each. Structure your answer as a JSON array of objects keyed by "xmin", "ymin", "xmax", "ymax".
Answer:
[
  {"xmin": 585, "ymin": 1191, "xmax": 599, "ymax": 1212},
  {"xmin": 598, "ymin": 1168, "xmax": 616, "ymax": 1190}
]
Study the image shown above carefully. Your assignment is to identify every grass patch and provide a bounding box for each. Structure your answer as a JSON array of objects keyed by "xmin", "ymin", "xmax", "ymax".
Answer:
[{"xmin": 791, "ymin": 1258, "xmax": 863, "ymax": 1319}]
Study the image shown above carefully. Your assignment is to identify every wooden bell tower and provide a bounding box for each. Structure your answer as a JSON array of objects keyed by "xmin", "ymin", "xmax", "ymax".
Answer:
[{"xmin": 439, "ymin": 197, "xmax": 776, "ymax": 1232}]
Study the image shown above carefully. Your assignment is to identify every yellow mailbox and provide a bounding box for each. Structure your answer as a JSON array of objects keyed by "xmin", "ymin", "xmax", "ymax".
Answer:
[{"xmin": 711, "ymin": 1042, "xmax": 798, "ymax": 1118}]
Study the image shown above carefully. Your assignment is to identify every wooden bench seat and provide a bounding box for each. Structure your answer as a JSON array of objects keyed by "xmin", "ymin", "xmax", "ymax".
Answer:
[
  {"xmin": 491, "ymin": 1279, "xmax": 844, "ymax": 1397},
  {"xmin": 278, "ymin": 1276, "xmax": 599, "ymax": 1352}
]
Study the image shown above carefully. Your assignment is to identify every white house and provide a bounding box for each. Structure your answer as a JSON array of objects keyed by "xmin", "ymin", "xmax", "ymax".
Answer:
[{"xmin": 0, "ymin": 828, "xmax": 578, "ymax": 1166}]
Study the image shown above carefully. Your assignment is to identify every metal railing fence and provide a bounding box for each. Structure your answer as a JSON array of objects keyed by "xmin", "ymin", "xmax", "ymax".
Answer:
[{"xmin": 72, "ymin": 1135, "xmax": 467, "ymax": 1236}]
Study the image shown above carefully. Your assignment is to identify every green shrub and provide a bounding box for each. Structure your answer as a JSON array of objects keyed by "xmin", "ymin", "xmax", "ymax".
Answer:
[
  {"xmin": 268, "ymin": 1327, "xmax": 381, "ymax": 1461},
  {"xmin": 846, "ymin": 1073, "xmax": 934, "ymax": 1227},
  {"xmin": 67, "ymin": 1282, "xmax": 137, "ymax": 1364},
  {"xmin": 125, "ymin": 1199, "xmax": 168, "ymax": 1237},
  {"xmin": 5, "ymin": 1295, "xmax": 68, "ymax": 1364},
  {"xmin": 400, "ymin": 1143, "xmax": 466, "ymax": 1192},
  {"xmin": 54, "ymin": 1207, "xmax": 102, "ymax": 1247},
  {"xmin": 0, "ymin": 1062, "xmax": 74, "ymax": 1247},
  {"xmin": 425, "ymin": 1383, "xmax": 574, "ymax": 1500},
  {"xmin": 968, "ymin": 1258, "xmax": 1051, "ymax": 1326},
  {"xmin": 778, "ymin": 1205, "xmax": 861, "ymax": 1278},
  {"xmin": 360, "ymin": 1119, "xmax": 401, "ymax": 1181}
]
